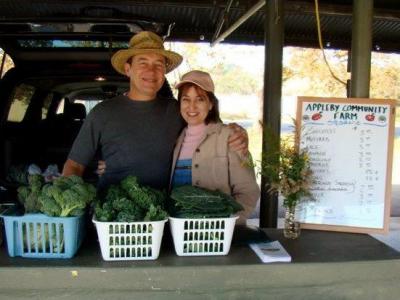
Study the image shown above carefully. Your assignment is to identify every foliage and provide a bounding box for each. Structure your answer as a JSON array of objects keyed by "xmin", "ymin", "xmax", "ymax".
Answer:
[
  {"xmin": 121, "ymin": 176, "xmax": 164, "ymax": 209},
  {"xmin": 17, "ymin": 174, "xmax": 45, "ymax": 213},
  {"xmin": 95, "ymin": 176, "xmax": 168, "ymax": 222},
  {"xmin": 259, "ymin": 121, "xmax": 314, "ymax": 209},
  {"xmin": 169, "ymin": 185, "xmax": 243, "ymax": 218},
  {"xmin": 16, "ymin": 175, "xmax": 95, "ymax": 252},
  {"xmin": 17, "ymin": 175, "xmax": 96, "ymax": 217},
  {"xmin": 282, "ymin": 47, "xmax": 348, "ymax": 98},
  {"xmin": 370, "ymin": 52, "xmax": 400, "ymax": 100},
  {"xmin": 39, "ymin": 176, "xmax": 96, "ymax": 217},
  {"xmin": 172, "ymin": 43, "xmax": 263, "ymax": 95},
  {"xmin": 11, "ymin": 83, "xmax": 35, "ymax": 107}
]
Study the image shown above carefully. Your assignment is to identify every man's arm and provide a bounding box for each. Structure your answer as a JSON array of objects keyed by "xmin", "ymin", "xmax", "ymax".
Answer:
[
  {"xmin": 62, "ymin": 159, "xmax": 86, "ymax": 177},
  {"xmin": 227, "ymin": 123, "xmax": 249, "ymax": 156}
]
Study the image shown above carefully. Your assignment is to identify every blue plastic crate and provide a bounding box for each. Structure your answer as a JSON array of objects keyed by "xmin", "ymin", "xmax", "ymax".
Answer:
[{"xmin": 1, "ymin": 213, "xmax": 85, "ymax": 259}]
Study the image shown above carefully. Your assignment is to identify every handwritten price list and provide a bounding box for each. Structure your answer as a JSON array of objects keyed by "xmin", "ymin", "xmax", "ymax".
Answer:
[{"xmin": 297, "ymin": 102, "xmax": 390, "ymax": 228}]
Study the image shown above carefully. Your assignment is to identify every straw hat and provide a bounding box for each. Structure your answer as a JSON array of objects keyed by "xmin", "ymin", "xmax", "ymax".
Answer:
[
  {"xmin": 111, "ymin": 31, "xmax": 183, "ymax": 75},
  {"xmin": 175, "ymin": 70, "xmax": 215, "ymax": 93}
]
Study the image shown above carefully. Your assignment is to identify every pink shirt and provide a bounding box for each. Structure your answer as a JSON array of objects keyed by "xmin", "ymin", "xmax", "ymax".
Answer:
[{"xmin": 178, "ymin": 123, "xmax": 207, "ymax": 160}]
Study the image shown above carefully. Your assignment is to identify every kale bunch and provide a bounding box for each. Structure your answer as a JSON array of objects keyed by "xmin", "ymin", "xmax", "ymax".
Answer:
[
  {"xmin": 95, "ymin": 176, "xmax": 168, "ymax": 222},
  {"xmin": 170, "ymin": 185, "xmax": 243, "ymax": 218},
  {"xmin": 17, "ymin": 174, "xmax": 45, "ymax": 213},
  {"xmin": 39, "ymin": 175, "xmax": 96, "ymax": 217}
]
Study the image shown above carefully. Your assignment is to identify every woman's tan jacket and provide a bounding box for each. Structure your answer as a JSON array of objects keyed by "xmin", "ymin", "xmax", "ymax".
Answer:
[{"xmin": 170, "ymin": 122, "xmax": 260, "ymax": 224}]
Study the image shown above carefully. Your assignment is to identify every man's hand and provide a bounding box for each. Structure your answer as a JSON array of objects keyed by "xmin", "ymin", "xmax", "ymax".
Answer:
[
  {"xmin": 227, "ymin": 123, "xmax": 249, "ymax": 156},
  {"xmin": 62, "ymin": 159, "xmax": 85, "ymax": 177},
  {"xmin": 96, "ymin": 160, "xmax": 106, "ymax": 176}
]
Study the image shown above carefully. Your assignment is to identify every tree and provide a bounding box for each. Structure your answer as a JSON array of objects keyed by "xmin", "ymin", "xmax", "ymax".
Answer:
[
  {"xmin": 370, "ymin": 52, "xmax": 400, "ymax": 100},
  {"xmin": 282, "ymin": 47, "xmax": 348, "ymax": 98},
  {"xmin": 169, "ymin": 42, "xmax": 263, "ymax": 95}
]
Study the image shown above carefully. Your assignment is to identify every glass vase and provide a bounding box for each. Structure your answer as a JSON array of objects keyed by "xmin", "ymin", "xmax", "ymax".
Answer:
[{"xmin": 283, "ymin": 205, "xmax": 301, "ymax": 239}]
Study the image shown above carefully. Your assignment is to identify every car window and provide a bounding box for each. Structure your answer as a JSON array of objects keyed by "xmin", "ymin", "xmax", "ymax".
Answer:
[
  {"xmin": 56, "ymin": 98, "xmax": 102, "ymax": 116},
  {"xmin": 7, "ymin": 83, "xmax": 35, "ymax": 122},
  {"xmin": 0, "ymin": 48, "xmax": 15, "ymax": 78},
  {"xmin": 18, "ymin": 39, "xmax": 127, "ymax": 49},
  {"xmin": 41, "ymin": 93, "xmax": 53, "ymax": 120},
  {"xmin": 56, "ymin": 98, "xmax": 65, "ymax": 115},
  {"xmin": 75, "ymin": 99, "xmax": 102, "ymax": 114}
]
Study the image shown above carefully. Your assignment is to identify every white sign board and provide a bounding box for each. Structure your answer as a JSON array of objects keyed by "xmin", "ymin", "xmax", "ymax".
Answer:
[{"xmin": 296, "ymin": 97, "xmax": 396, "ymax": 234}]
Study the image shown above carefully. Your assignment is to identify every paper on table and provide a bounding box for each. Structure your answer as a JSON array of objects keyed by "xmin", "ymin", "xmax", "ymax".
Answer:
[{"xmin": 249, "ymin": 240, "xmax": 292, "ymax": 263}]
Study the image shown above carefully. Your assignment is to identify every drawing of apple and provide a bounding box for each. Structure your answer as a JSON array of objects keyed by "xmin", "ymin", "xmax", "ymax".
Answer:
[
  {"xmin": 365, "ymin": 113, "xmax": 375, "ymax": 122},
  {"xmin": 312, "ymin": 112, "xmax": 322, "ymax": 121}
]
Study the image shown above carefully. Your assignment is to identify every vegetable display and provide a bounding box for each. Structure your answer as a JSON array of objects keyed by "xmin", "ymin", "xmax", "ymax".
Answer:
[
  {"xmin": 17, "ymin": 174, "xmax": 44, "ymax": 213},
  {"xmin": 16, "ymin": 175, "xmax": 96, "ymax": 253},
  {"xmin": 17, "ymin": 175, "xmax": 96, "ymax": 217},
  {"xmin": 169, "ymin": 185, "xmax": 243, "ymax": 218},
  {"xmin": 39, "ymin": 176, "xmax": 96, "ymax": 217},
  {"xmin": 95, "ymin": 176, "xmax": 168, "ymax": 222}
]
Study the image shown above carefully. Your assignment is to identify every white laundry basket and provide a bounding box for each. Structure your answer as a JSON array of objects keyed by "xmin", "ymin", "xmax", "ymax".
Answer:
[
  {"xmin": 93, "ymin": 218, "xmax": 167, "ymax": 261},
  {"xmin": 169, "ymin": 216, "xmax": 238, "ymax": 256}
]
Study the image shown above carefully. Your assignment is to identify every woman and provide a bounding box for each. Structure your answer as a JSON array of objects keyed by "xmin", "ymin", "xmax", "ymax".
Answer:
[
  {"xmin": 98, "ymin": 70, "xmax": 259, "ymax": 224},
  {"xmin": 171, "ymin": 70, "xmax": 259, "ymax": 224}
]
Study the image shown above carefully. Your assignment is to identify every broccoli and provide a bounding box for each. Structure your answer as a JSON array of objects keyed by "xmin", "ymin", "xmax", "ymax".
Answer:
[
  {"xmin": 17, "ymin": 174, "xmax": 45, "ymax": 213},
  {"xmin": 39, "ymin": 175, "xmax": 96, "ymax": 217}
]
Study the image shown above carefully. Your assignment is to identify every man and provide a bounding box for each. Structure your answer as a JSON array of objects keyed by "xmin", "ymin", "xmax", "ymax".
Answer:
[{"xmin": 63, "ymin": 31, "xmax": 247, "ymax": 190}]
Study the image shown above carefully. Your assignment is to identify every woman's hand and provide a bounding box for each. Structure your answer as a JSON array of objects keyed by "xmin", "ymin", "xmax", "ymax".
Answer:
[
  {"xmin": 227, "ymin": 123, "xmax": 249, "ymax": 156},
  {"xmin": 96, "ymin": 160, "xmax": 106, "ymax": 176}
]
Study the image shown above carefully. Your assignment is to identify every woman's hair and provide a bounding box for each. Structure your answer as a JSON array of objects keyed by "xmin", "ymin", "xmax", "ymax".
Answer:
[{"xmin": 177, "ymin": 83, "xmax": 222, "ymax": 124}]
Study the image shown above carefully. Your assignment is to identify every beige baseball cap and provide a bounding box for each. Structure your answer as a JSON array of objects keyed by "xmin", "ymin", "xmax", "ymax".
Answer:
[{"xmin": 175, "ymin": 70, "xmax": 215, "ymax": 93}]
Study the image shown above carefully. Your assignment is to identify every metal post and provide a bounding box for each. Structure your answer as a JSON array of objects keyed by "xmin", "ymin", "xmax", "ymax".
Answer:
[
  {"xmin": 260, "ymin": 0, "xmax": 284, "ymax": 228},
  {"xmin": 350, "ymin": 0, "xmax": 373, "ymax": 98}
]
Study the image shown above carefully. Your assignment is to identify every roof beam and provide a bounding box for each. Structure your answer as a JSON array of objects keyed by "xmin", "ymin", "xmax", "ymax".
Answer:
[
  {"xmin": 211, "ymin": 0, "xmax": 234, "ymax": 44},
  {"xmin": 211, "ymin": 0, "xmax": 265, "ymax": 47}
]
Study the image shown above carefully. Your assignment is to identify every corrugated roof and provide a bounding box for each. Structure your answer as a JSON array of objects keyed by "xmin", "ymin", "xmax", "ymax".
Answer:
[{"xmin": 0, "ymin": 0, "xmax": 399, "ymax": 52}]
